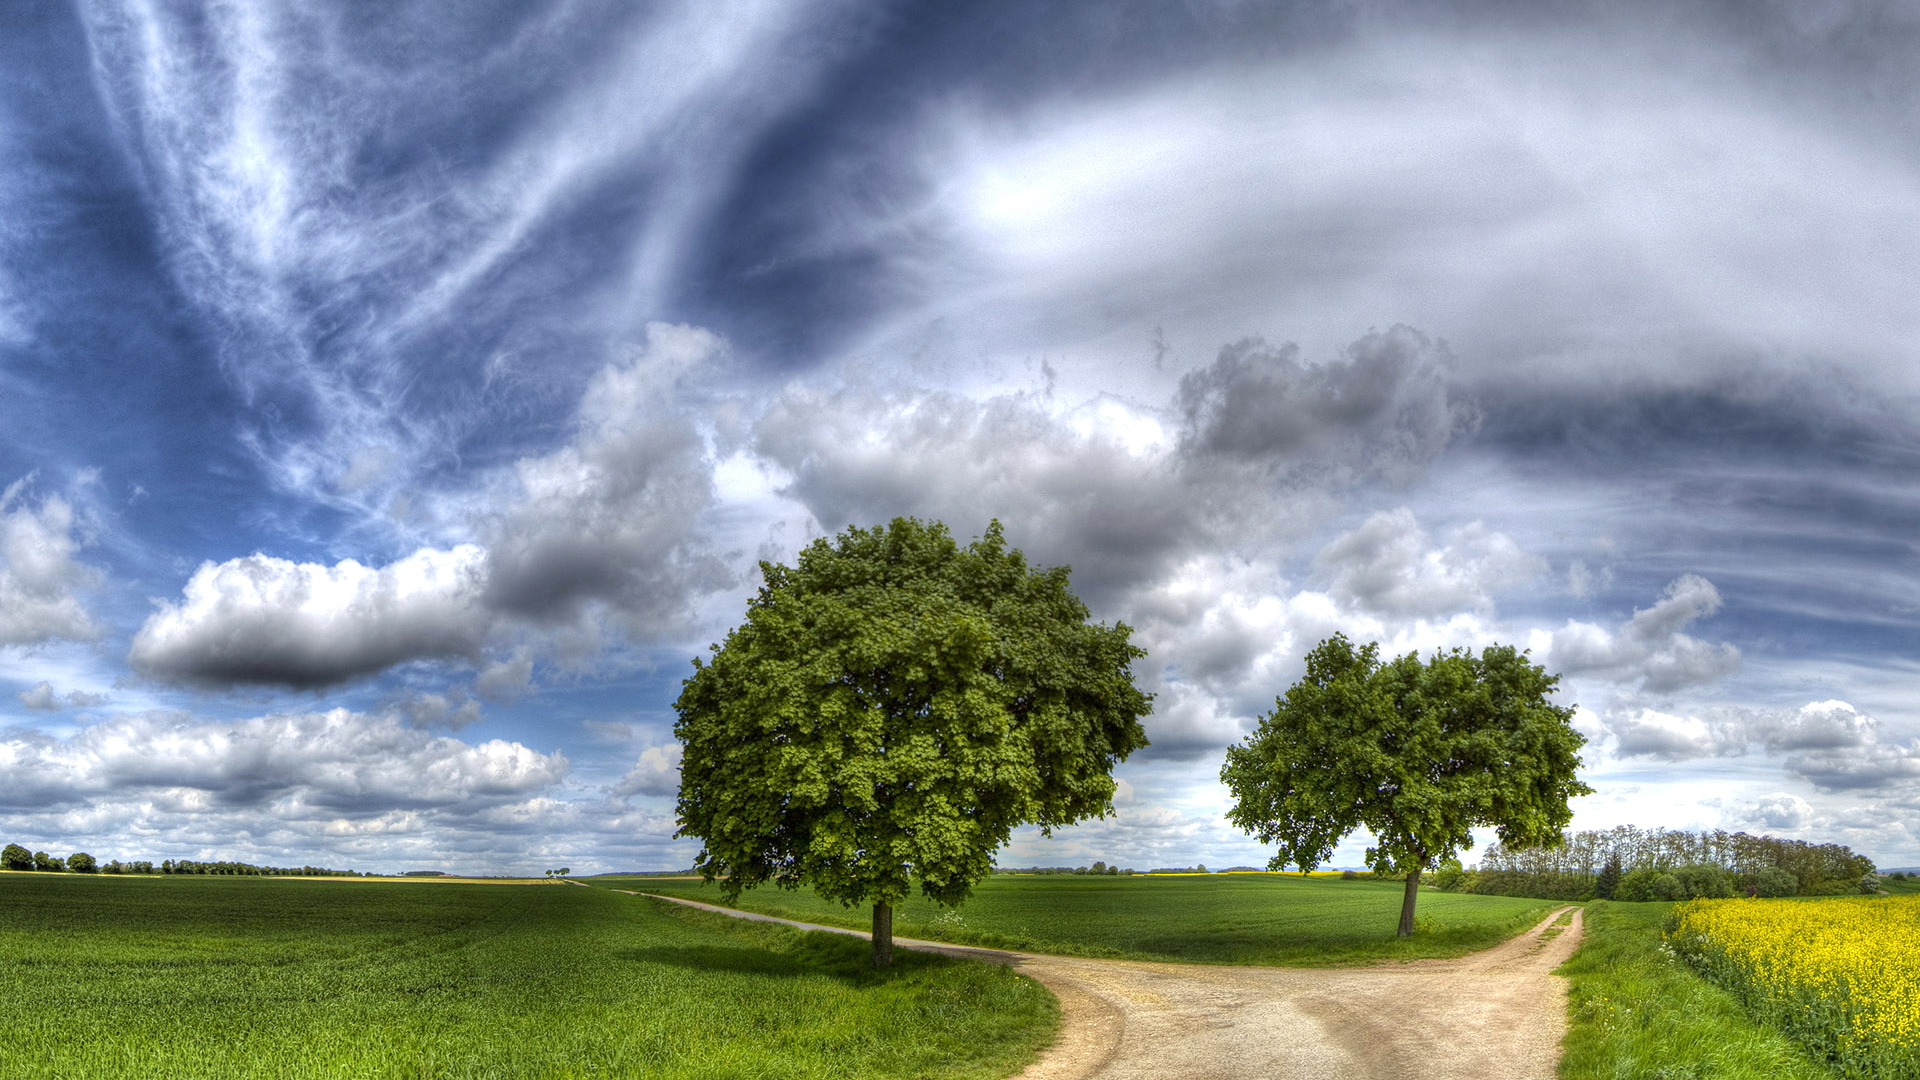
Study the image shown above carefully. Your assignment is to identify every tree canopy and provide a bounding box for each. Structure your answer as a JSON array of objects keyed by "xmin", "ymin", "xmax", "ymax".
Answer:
[
  {"xmin": 1221, "ymin": 634, "xmax": 1591, "ymax": 936},
  {"xmin": 674, "ymin": 517, "xmax": 1152, "ymax": 966}
]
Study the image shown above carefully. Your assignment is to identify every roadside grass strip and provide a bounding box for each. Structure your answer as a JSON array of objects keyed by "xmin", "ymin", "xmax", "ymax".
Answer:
[
  {"xmin": 0, "ymin": 873, "xmax": 1054, "ymax": 1080},
  {"xmin": 1666, "ymin": 894, "xmax": 1920, "ymax": 1078},
  {"xmin": 627, "ymin": 873, "xmax": 1555, "ymax": 966},
  {"xmin": 1557, "ymin": 901, "xmax": 1835, "ymax": 1080}
]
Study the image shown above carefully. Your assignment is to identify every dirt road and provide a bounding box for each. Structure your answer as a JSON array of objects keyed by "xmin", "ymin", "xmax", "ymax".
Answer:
[{"xmin": 630, "ymin": 892, "xmax": 1582, "ymax": 1080}]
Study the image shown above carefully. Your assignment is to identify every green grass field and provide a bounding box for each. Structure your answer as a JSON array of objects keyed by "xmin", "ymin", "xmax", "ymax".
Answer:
[
  {"xmin": 622, "ymin": 872, "xmax": 1557, "ymax": 966},
  {"xmin": 1556, "ymin": 900, "xmax": 1837, "ymax": 1080},
  {"xmin": 0, "ymin": 872, "xmax": 1053, "ymax": 1080}
]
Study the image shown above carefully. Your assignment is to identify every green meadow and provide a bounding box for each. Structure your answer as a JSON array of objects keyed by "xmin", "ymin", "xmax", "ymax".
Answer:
[
  {"xmin": 0, "ymin": 872, "xmax": 1053, "ymax": 1080},
  {"xmin": 625, "ymin": 872, "xmax": 1556, "ymax": 965}
]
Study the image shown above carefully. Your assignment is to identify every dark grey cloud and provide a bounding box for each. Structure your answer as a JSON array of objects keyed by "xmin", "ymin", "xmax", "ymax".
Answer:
[{"xmin": 1178, "ymin": 326, "xmax": 1477, "ymax": 483}]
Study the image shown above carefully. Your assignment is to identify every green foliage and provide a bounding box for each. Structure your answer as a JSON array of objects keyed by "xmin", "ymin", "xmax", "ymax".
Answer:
[
  {"xmin": 64, "ymin": 852, "xmax": 96, "ymax": 874},
  {"xmin": 1673, "ymin": 864, "xmax": 1736, "ymax": 899},
  {"xmin": 30, "ymin": 851, "xmax": 61, "ymax": 872},
  {"xmin": 1558, "ymin": 901, "xmax": 1834, "ymax": 1080},
  {"xmin": 0, "ymin": 844, "xmax": 28, "ymax": 871},
  {"xmin": 1481, "ymin": 824, "xmax": 1876, "ymax": 899},
  {"xmin": 1594, "ymin": 852, "xmax": 1622, "ymax": 900},
  {"xmin": 1755, "ymin": 866, "xmax": 1799, "ymax": 898},
  {"xmin": 633, "ymin": 872, "xmax": 1555, "ymax": 967},
  {"xmin": 674, "ymin": 517, "xmax": 1151, "ymax": 920},
  {"xmin": 0, "ymin": 874, "xmax": 1054, "ymax": 1080},
  {"xmin": 1221, "ymin": 634, "xmax": 1590, "ymax": 934}
]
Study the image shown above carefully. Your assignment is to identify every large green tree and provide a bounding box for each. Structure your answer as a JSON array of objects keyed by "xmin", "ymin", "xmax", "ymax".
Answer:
[
  {"xmin": 1, "ymin": 843, "xmax": 29, "ymax": 871},
  {"xmin": 1222, "ymin": 634, "xmax": 1592, "ymax": 936},
  {"xmin": 674, "ymin": 517, "xmax": 1151, "ymax": 967}
]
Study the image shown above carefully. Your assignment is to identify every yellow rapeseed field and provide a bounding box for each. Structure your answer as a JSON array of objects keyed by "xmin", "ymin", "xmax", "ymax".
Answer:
[{"xmin": 1667, "ymin": 894, "xmax": 1920, "ymax": 1078}]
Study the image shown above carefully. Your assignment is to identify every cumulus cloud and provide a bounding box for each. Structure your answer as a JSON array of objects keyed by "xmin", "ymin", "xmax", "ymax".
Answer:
[
  {"xmin": 129, "ymin": 546, "xmax": 490, "ymax": 689},
  {"xmin": 480, "ymin": 322, "xmax": 730, "ymax": 631},
  {"xmin": 1549, "ymin": 574, "xmax": 1740, "ymax": 692},
  {"xmin": 16, "ymin": 681, "xmax": 107, "ymax": 711},
  {"xmin": 131, "ymin": 324, "xmax": 732, "ymax": 690},
  {"xmin": 0, "ymin": 708, "xmax": 567, "ymax": 814},
  {"xmin": 1764, "ymin": 702, "xmax": 1920, "ymax": 792},
  {"xmin": 1176, "ymin": 326, "xmax": 1477, "ymax": 484},
  {"xmin": 1314, "ymin": 508, "xmax": 1542, "ymax": 618},
  {"xmin": 1602, "ymin": 707, "xmax": 1746, "ymax": 761},
  {"xmin": 1737, "ymin": 792, "xmax": 1816, "ymax": 832},
  {"xmin": 612, "ymin": 743, "xmax": 683, "ymax": 799},
  {"xmin": 756, "ymin": 327, "xmax": 1475, "ymax": 608},
  {"xmin": 0, "ymin": 480, "xmax": 101, "ymax": 646}
]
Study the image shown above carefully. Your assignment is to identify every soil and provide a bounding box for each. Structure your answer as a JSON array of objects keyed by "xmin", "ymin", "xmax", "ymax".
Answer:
[{"xmin": 629, "ymin": 892, "xmax": 1583, "ymax": 1080}]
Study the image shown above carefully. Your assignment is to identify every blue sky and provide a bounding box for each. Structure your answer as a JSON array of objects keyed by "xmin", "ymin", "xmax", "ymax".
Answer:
[{"xmin": 3, "ymin": 0, "xmax": 1919, "ymax": 875}]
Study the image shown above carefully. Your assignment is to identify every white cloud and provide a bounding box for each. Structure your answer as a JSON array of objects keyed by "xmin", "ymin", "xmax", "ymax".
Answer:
[
  {"xmin": 1314, "ymin": 508, "xmax": 1542, "ymax": 618},
  {"xmin": 613, "ymin": 743, "xmax": 683, "ymax": 798},
  {"xmin": 18, "ymin": 681, "xmax": 56, "ymax": 710},
  {"xmin": 0, "ymin": 480, "xmax": 101, "ymax": 646},
  {"xmin": 129, "ymin": 545, "xmax": 490, "ymax": 689},
  {"xmin": 1737, "ymin": 792, "xmax": 1815, "ymax": 831},
  {"xmin": 1549, "ymin": 574, "xmax": 1740, "ymax": 692},
  {"xmin": 0, "ymin": 707, "xmax": 568, "ymax": 815},
  {"xmin": 1603, "ymin": 707, "xmax": 1743, "ymax": 761}
]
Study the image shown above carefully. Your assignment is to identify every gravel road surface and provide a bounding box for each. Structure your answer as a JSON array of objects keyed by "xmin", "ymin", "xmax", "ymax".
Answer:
[{"xmin": 629, "ymin": 891, "xmax": 1582, "ymax": 1080}]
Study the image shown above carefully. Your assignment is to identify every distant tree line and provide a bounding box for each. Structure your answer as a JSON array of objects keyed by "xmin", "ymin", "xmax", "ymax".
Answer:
[
  {"xmin": 1462, "ymin": 826, "xmax": 1877, "ymax": 901},
  {"xmin": 994, "ymin": 862, "xmax": 1133, "ymax": 875},
  {"xmin": 2, "ymin": 843, "xmax": 361, "ymax": 877}
]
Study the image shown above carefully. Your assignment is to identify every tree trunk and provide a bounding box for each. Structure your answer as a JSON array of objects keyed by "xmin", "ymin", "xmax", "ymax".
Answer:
[
  {"xmin": 871, "ymin": 901, "xmax": 894, "ymax": 969},
  {"xmin": 1396, "ymin": 869, "xmax": 1421, "ymax": 937}
]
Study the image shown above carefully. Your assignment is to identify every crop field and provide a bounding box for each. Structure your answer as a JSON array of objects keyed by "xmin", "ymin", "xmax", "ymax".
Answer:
[
  {"xmin": 0, "ymin": 872, "xmax": 1053, "ymax": 1080},
  {"xmin": 624, "ymin": 872, "xmax": 1555, "ymax": 965},
  {"xmin": 1667, "ymin": 893, "xmax": 1920, "ymax": 1079}
]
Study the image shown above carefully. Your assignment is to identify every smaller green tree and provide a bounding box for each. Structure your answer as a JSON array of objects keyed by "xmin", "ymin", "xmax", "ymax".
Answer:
[
  {"xmin": 1, "ymin": 844, "xmax": 29, "ymax": 871},
  {"xmin": 1223, "ymin": 635, "xmax": 1592, "ymax": 936},
  {"xmin": 1594, "ymin": 852, "xmax": 1622, "ymax": 900},
  {"xmin": 1753, "ymin": 866, "xmax": 1798, "ymax": 898},
  {"xmin": 32, "ymin": 851, "xmax": 61, "ymax": 872},
  {"xmin": 66, "ymin": 852, "xmax": 96, "ymax": 874}
]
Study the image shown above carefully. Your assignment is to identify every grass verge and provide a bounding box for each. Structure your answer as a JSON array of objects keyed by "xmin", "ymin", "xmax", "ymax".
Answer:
[
  {"xmin": 1556, "ymin": 900, "xmax": 1836, "ymax": 1080},
  {"xmin": 621, "ymin": 873, "xmax": 1556, "ymax": 966},
  {"xmin": 0, "ymin": 873, "xmax": 1054, "ymax": 1080}
]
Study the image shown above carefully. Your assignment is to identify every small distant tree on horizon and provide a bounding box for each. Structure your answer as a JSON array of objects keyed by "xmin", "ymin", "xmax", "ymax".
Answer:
[
  {"xmin": 674, "ymin": 517, "xmax": 1152, "ymax": 968},
  {"xmin": 1, "ymin": 844, "xmax": 29, "ymax": 871},
  {"xmin": 1223, "ymin": 634, "xmax": 1591, "ymax": 937}
]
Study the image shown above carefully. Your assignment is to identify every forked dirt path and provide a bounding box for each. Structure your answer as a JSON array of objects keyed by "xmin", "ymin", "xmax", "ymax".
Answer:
[{"xmin": 627, "ymin": 891, "xmax": 1583, "ymax": 1080}]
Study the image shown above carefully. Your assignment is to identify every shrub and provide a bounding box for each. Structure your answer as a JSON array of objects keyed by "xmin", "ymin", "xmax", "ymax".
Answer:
[
  {"xmin": 1673, "ymin": 864, "xmax": 1735, "ymax": 899},
  {"xmin": 1755, "ymin": 866, "xmax": 1798, "ymax": 898},
  {"xmin": 1651, "ymin": 871, "xmax": 1687, "ymax": 902},
  {"xmin": 1615, "ymin": 867, "xmax": 1662, "ymax": 902}
]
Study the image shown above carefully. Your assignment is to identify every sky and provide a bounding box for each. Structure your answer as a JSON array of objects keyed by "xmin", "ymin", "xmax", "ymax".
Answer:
[{"xmin": 3, "ymin": 0, "xmax": 1919, "ymax": 876}]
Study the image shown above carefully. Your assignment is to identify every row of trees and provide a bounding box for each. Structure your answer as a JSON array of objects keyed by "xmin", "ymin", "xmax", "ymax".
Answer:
[
  {"xmin": 2, "ymin": 843, "xmax": 360, "ymax": 877},
  {"xmin": 2, "ymin": 846, "xmax": 94, "ymax": 873},
  {"xmin": 1468, "ymin": 826, "xmax": 1877, "ymax": 900}
]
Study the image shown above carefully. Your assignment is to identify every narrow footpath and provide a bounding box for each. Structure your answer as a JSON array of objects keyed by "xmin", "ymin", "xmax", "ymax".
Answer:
[{"xmin": 627, "ymin": 891, "xmax": 1583, "ymax": 1080}]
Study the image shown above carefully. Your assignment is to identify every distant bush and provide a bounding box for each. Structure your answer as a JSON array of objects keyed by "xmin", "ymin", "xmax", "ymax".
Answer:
[{"xmin": 1755, "ymin": 866, "xmax": 1798, "ymax": 898}]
